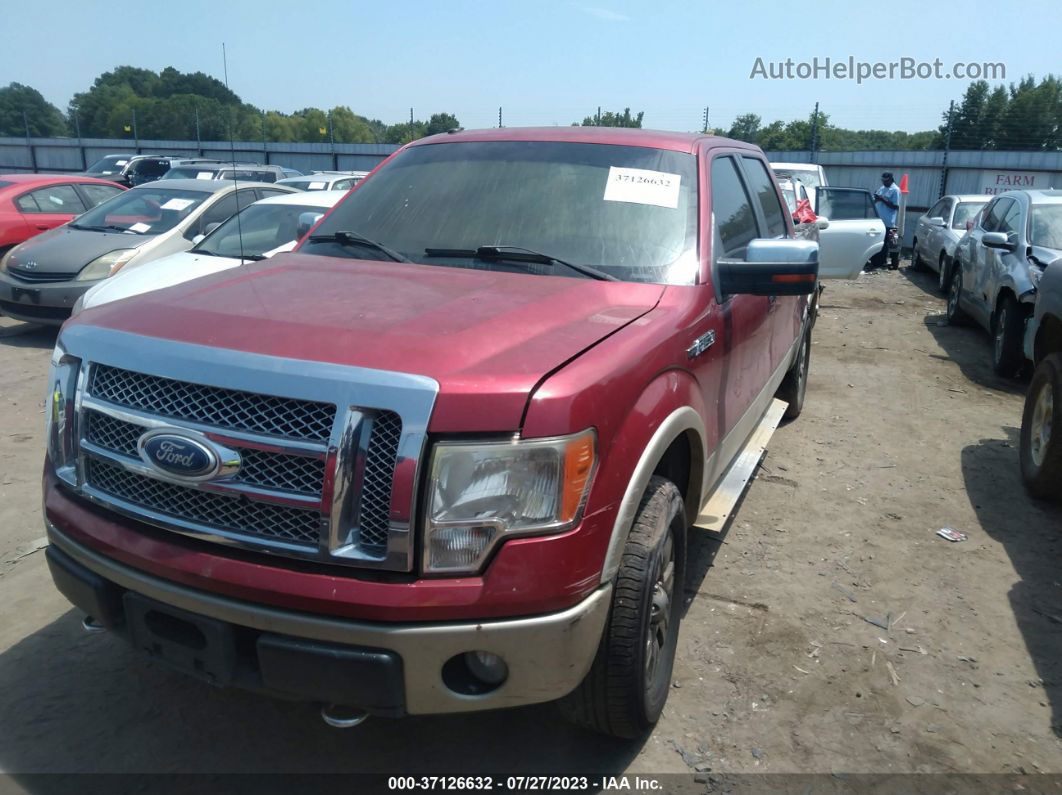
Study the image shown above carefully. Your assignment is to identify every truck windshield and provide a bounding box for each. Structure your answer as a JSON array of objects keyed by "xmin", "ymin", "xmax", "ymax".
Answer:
[{"xmin": 300, "ymin": 141, "xmax": 699, "ymax": 285}]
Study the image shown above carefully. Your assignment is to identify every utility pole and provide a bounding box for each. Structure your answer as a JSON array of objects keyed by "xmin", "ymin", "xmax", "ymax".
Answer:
[
  {"xmin": 596, "ymin": 106, "xmax": 601, "ymax": 125},
  {"xmin": 702, "ymin": 106, "xmax": 709, "ymax": 134},
  {"xmin": 22, "ymin": 110, "xmax": 37, "ymax": 173},
  {"xmin": 132, "ymin": 107, "xmax": 139, "ymax": 154},
  {"xmin": 194, "ymin": 105, "xmax": 202, "ymax": 156},
  {"xmin": 808, "ymin": 101, "xmax": 820, "ymax": 161},
  {"xmin": 261, "ymin": 111, "xmax": 268, "ymax": 164},
  {"xmin": 498, "ymin": 106, "xmax": 503, "ymax": 128},
  {"xmin": 328, "ymin": 109, "xmax": 337, "ymax": 170},
  {"xmin": 73, "ymin": 108, "xmax": 85, "ymax": 170},
  {"xmin": 409, "ymin": 107, "xmax": 414, "ymax": 143},
  {"xmin": 939, "ymin": 99, "xmax": 955, "ymax": 200}
]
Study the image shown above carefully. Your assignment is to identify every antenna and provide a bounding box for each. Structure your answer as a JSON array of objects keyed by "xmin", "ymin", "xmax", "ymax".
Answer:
[{"xmin": 222, "ymin": 42, "xmax": 246, "ymax": 265}]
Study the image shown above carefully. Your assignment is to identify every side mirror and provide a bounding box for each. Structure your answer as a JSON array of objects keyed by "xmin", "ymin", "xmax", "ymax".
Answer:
[
  {"xmin": 815, "ymin": 216, "xmax": 830, "ymax": 231},
  {"xmin": 982, "ymin": 231, "xmax": 1016, "ymax": 251},
  {"xmin": 192, "ymin": 234, "xmax": 206, "ymax": 245},
  {"xmin": 202, "ymin": 222, "xmax": 222, "ymax": 237},
  {"xmin": 927, "ymin": 216, "xmax": 946, "ymax": 227},
  {"xmin": 717, "ymin": 239, "xmax": 819, "ymax": 297},
  {"xmin": 297, "ymin": 211, "xmax": 324, "ymax": 240}
]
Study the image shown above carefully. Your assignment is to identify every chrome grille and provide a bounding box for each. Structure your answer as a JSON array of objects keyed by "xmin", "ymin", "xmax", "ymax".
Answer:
[
  {"xmin": 89, "ymin": 364, "xmax": 336, "ymax": 442},
  {"xmin": 359, "ymin": 411, "xmax": 402, "ymax": 548},
  {"xmin": 85, "ymin": 458, "xmax": 321, "ymax": 547},
  {"xmin": 83, "ymin": 409, "xmax": 326, "ymax": 497}
]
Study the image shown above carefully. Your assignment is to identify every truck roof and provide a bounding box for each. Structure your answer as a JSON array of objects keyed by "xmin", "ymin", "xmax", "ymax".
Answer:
[{"xmin": 411, "ymin": 126, "xmax": 757, "ymax": 155}]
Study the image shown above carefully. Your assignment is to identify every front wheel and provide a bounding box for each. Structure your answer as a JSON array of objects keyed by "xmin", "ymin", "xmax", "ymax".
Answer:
[
  {"xmin": 777, "ymin": 326, "xmax": 811, "ymax": 420},
  {"xmin": 911, "ymin": 242, "xmax": 924, "ymax": 271},
  {"xmin": 938, "ymin": 254, "xmax": 952, "ymax": 293},
  {"xmin": 992, "ymin": 296, "xmax": 1026, "ymax": 377},
  {"xmin": 947, "ymin": 265, "xmax": 969, "ymax": 325},
  {"xmin": 560, "ymin": 476, "xmax": 686, "ymax": 739},
  {"xmin": 1020, "ymin": 354, "xmax": 1062, "ymax": 500}
]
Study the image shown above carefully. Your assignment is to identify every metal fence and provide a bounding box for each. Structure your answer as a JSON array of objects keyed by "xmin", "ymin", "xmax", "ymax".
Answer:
[{"xmin": 0, "ymin": 136, "xmax": 401, "ymax": 176}]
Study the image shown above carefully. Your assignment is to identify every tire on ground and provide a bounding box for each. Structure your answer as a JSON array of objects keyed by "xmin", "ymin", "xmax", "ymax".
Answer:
[
  {"xmin": 777, "ymin": 326, "xmax": 811, "ymax": 421},
  {"xmin": 1020, "ymin": 353, "xmax": 1062, "ymax": 500},
  {"xmin": 992, "ymin": 295, "xmax": 1026, "ymax": 377},
  {"xmin": 559, "ymin": 476, "xmax": 686, "ymax": 739}
]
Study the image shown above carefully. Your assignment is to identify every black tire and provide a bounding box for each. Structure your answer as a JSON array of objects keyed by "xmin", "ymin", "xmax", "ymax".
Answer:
[
  {"xmin": 938, "ymin": 254, "xmax": 952, "ymax": 293},
  {"xmin": 911, "ymin": 242, "xmax": 924, "ymax": 271},
  {"xmin": 1021, "ymin": 354, "xmax": 1062, "ymax": 500},
  {"xmin": 777, "ymin": 326, "xmax": 811, "ymax": 421},
  {"xmin": 947, "ymin": 265, "xmax": 969, "ymax": 326},
  {"xmin": 560, "ymin": 476, "xmax": 686, "ymax": 739},
  {"xmin": 992, "ymin": 295, "xmax": 1026, "ymax": 378}
]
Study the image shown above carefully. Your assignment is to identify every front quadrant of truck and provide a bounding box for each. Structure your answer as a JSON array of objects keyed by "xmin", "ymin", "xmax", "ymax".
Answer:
[{"xmin": 43, "ymin": 127, "xmax": 818, "ymax": 738}]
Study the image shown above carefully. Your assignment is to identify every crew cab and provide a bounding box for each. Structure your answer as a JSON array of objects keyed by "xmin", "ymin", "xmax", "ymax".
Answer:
[{"xmin": 42, "ymin": 128, "xmax": 818, "ymax": 738}]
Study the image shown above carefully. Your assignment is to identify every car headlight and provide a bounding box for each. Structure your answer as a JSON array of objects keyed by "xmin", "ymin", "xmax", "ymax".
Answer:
[
  {"xmin": 45, "ymin": 340, "xmax": 81, "ymax": 485},
  {"xmin": 1029, "ymin": 264, "xmax": 1043, "ymax": 289},
  {"xmin": 423, "ymin": 429, "xmax": 597, "ymax": 574},
  {"xmin": 1, "ymin": 244, "xmax": 21, "ymax": 272},
  {"xmin": 76, "ymin": 249, "xmax": 136, "ymax": 281}
]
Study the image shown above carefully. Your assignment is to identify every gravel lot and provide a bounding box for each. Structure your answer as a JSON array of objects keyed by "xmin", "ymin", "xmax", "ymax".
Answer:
[{"xmin": 0, "ymin": 263, "xmax": 1059, "ymax": 786}]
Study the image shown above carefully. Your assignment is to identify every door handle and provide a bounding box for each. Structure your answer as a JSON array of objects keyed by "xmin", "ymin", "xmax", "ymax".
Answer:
[
  {"xmin": 35, "ymin": 224, "xmax": 48, "ymax": 230},
  {"xmin": 867, "ymin": 229, "xmax": 881, "ymax": 236}
]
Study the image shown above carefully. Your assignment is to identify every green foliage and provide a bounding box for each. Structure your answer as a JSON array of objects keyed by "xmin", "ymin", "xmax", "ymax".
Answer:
[
  {"xmin": 578, "ymin": 108, "xmax": 644, "ymax": 128},
  {"xmin": 0, "ymin": 83, "xmax": 67, "ymax": 137},
  {"xmin": 940, "ymin": 75, "xmax": 1062, "ymax": 150}
]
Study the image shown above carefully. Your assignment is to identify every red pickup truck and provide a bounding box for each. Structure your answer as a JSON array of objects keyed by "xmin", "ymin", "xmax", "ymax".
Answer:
[{"xmin": 43, "ymin": 127, "xmax": 817, "ymax": 738}]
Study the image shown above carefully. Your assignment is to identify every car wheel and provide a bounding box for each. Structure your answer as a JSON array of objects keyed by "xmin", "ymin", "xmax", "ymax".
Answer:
[
  {"xmin": 1020, "ymin": 354, "xmax": 1062, "ymax": 501},
  {"xmin": 947, "ymin": 265, "xmax": 969, "ymax": 325},
  {"xmin": 559, "ymin": 476, "xmax": 686, "ymax": 739},
  {"xmin": 992, "ymin": 295, "xmax": 1026, "ymax": 377},
  {"xmin": 938, "ymin": 254, "xmax": 952, "ymax": 293},
  {"xmin": 777, "ymin": 326, "xmax": 811, "ymax": 421},
  {"xmin": 911, "ymin": 242, "xmax": 924, "ymax": 271}
]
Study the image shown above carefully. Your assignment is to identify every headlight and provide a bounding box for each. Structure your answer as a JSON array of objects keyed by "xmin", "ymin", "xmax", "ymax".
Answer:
[
  {"xmin": 45, "ymin": 340, "xmax": 81, "ymax": 486},
  {"xmin": 76, "ymin": 249, "xmax": 136, "ymax": 281},
  {"xmin": 1029, "ymin": 264, "xmax": 1043, "ymax": 289},
  {"xmin": 423, "ymin": 429, "xmax": 596, "ymax": 574},
  {"xmin": 1, "ymin": 244, "xmax": 20, "ymax": 272}
]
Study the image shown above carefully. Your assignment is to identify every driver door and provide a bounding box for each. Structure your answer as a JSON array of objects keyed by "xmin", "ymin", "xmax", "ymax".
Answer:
[{"xmin": 814, "ymin": 187, "xmax": 885, "ymax": 278}]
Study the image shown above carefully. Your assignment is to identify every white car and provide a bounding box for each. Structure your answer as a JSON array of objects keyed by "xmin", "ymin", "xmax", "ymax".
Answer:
[
  {"xmin": 72, "ymin": 190, "xmax": 345, "ymax": 315},
  {"xmin": 911, "ymin": 194, "xmax": 990, "ymax": 291},
  {"xmin": 276, "ymin": 171, "xmax": 368, "ymax": 192},
  {"xmin": 812, "ymin": 187, "xmax": 886, "ymax": 279}
]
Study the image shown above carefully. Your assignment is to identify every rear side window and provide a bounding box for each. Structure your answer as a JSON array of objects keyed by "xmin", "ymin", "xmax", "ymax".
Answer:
[
  {"xmin": 17, "ymin": 184, "xmax": 86, "ymax": 214},
  {"xmin": 741, "ymin": 157, "xmax": 786, "ymax": 237},
  {"xmin": 817, "ymin": 188, "xmax": 875, "ymax": 221},
  {"xmin": 711, "ymin": 156, "xmax": 758, "ymax": 258},
  {"xmin": 79, "ymin": 183, "xmax": 125, "ymax": 208}
]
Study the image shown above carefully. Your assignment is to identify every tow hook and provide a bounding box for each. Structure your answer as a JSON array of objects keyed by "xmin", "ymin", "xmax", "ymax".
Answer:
[
  {"xmin": 321, "ymin": 704, "xmax": 370, "ymax": 728},
  {"xmin": 81, "ymin": 615, "xmax": 106, "ymax": 633}
]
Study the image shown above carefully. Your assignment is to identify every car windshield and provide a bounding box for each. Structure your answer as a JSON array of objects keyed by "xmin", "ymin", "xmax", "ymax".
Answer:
[
  {"xmin": 195, "ymin": 202, "xmax": 314, "ymax": 258},
  {"xmin": 300, "ymin": 141, "xmax": 699, "ymax": 284},
  {"xmin": 283, "ymin": 179, "xmax": 329, "ymax": 191},
  {"xmin": 86, "ymin": 155, "xmax": 130, "ymax": 175},
  {"xmin": 163, "ymin": 167, "xmax": 219, "ymax": 180},
  {"xmin": 71, "ymin": 187, "xmax": 207, "ymax": 235},
  {"xmin": 1031, "ymin": 204, "xmax": 1062, "ymax": 250},
  {"xmin": 777, "ymin": 181, "xmax": 797, "ymax": 212},
  {"xmin": 953, "ymin": 202, "xmax": 987, "ymax": 230}
]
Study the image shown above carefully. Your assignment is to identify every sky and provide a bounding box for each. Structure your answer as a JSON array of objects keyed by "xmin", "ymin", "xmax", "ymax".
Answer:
[{"xmin": 3, "ymin": 0, "xmax": 1060, "ymax": 134}]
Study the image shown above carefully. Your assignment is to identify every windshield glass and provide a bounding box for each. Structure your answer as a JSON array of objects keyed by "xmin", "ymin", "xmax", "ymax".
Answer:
[
  {"xmin": 299, "ymin": 141, "xmax": 699, "ymax": 285},
  {"xmin": 777, "ymin": 180, "xmax": 797, "ymax": 212},
  {"xmin": 196, "ymin": 202, "xmax": 314, "ymax": 258},
  {"xmin": 71, "ymin": 187, "xmax": 208, "ymax": 235},
  {"xmin": 953, "ymin": 201, "xmax": 987, "ymax": 230},
  {"xmin": 282, "ymin": 179, "xmax": 329, "ymax": 191},
  {"xmin": 86, "ymin": 155, "xmax": 130, "ymax": 175},
  {"xmin": 1031, "ymin": 205, "xmax": 1062, "ymax": 249},
  {"xmin": 163, "ymin": 167, "xmax": 218, "ymax": 180}
]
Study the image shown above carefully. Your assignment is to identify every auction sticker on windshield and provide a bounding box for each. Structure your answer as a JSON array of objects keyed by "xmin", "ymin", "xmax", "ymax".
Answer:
[
  {"xmin": 603, "ymin": 166, "xmax": 681, "ymax": 209},
  {"xmin": 160, "ymin": 198, "xmax": 195, "ymax": 211},
  {"xmin": 129, "ymin": 222, "xmax": 151, "ymax": 233}
]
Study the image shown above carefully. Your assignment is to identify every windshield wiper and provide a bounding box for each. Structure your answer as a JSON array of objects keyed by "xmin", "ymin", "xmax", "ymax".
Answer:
[
  {"xmin": 71, "ymin": 223, "xmax": 137, "ymax": 234},
  {"xmin": 308, "ymin": 230, "xmax": 409, "ymax": 263},
  {"xmin": 423, "ymin": 245, "xmax": 617, "ymax": 281}
]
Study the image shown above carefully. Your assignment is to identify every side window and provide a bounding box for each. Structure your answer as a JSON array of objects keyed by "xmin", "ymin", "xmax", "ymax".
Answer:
[
  {"xmin": 22, "ymin": 185, "xmax": 85, "ymax": 214},
  {"xmin": 15, "ymin": 193, "xmax": 39, "ymax": 212},
  {"xmin": 79, "ymin": 184, "xmax": 125, "ymax": 208},
  {"xmin": 981, "ymin": 198, "xmax": 1009, "ymax": 232},
  {"xmin": 195, "ymin": 192, "xmax": 239, "ymax": 234},
  {"xmin": 131, "ymin": 159, "xmax": 168, "ymax": 179},
  {"xmin": 740, "ymin": 156, "xmax": 787, "ymax": 237},
  {"xmin": 710, "ymin": 156, "xmax": 758, "ymax": 259},
  {"xmin": 817, "ymin": 189, "xmax": 875, "ymax": 221},
  {"xmin": 256, "ymin": 188, "xmax": 288, "ymax": 200},
  {"xmin": 999, "ymin": 200, "xmax": 1023, "ymax": 236},
  {"xmin": 332, "ymin": 179, "xmax": 353, "ymax": 191}
]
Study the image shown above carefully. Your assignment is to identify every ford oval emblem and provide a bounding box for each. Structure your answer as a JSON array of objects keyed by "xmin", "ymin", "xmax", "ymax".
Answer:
[{"xmin": 141, "ymin": 433, "xmax": 218, "ymax": 478}]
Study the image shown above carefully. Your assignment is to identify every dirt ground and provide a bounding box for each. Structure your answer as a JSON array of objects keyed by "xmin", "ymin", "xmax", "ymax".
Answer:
[{"xmin": 0, "ymin": 262, "xmax": 1060, "ymax": 787}]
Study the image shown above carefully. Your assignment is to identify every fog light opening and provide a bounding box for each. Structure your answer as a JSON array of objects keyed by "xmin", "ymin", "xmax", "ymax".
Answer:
[{"xmin": 442, "ymin": 651, "xmax": 509, "ymax": 695}]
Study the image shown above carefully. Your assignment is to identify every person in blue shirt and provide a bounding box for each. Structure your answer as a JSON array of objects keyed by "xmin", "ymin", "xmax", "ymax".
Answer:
[{"xmin": 872, "ymin": 172, "xmax": 902, "ymax": 269}]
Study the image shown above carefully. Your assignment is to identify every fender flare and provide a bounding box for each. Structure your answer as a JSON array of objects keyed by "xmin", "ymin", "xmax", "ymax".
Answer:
[{"xmin": 599, "ymin": 405, "xmax": 707, "ymax": 585}]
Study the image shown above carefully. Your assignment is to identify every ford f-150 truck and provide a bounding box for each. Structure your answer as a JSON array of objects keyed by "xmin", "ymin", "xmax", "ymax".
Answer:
[{"xmin": 43, "ymin": 127, "xmax": 818, "ymax": 738}]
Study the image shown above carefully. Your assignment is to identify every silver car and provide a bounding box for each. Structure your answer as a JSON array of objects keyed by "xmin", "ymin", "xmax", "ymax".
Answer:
[
  {"xmin": 276, "ymin": 171, "xmax": 368, "ymax": 192},
  {"xmin": 912, "ymin": 194, "xmax": 989, "ymax": 292},
  {"xmin": 0, "ymin": 179, "xmax": 294, "ymax": 325},
  {"xmin": 947, "ymin": 189, "xmax": 1062, "ymax": 375}
]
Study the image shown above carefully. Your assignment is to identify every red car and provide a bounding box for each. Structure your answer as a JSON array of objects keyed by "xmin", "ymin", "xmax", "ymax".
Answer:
[{"xmin": 0, "ymin": 174, "xmax": 126, "ymax": 257}]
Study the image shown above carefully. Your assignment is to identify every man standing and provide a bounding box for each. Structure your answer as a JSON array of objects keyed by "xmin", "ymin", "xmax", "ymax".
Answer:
[{"xmin": 872, "ymin": 172, "xmax": 901, "ymax": 270}]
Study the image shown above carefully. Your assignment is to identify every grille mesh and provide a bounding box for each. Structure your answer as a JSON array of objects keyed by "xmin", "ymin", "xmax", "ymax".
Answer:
[
  {"xmin": 85, "ymin": 458, "xmax": 321, "ymax": 546},
  {"xmin": 89, "ymin": 364, "xmax": 336, "ymax": 442},
  {"xmin": 359, "ymin": 411, "xmax": 401, "ymax": 548},
  {"xmin": 84, "ymin": 410, "xmax": 325, "ymax": 496}
]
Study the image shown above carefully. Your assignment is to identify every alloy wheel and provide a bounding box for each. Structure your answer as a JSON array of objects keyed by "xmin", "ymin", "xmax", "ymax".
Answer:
[
  {"xmin": 1030, "ymin": 381, "xmax": 1055, "ymax": 468},
  {"xmin": 644, "ymin": 530, "xmax": 675, "ymax": 688}
]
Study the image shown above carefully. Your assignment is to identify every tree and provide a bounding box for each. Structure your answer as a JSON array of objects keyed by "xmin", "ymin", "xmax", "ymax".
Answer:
[
  {"xmin": 727, "ymin": 113, "xmax": 761, "ymax": 143},
  {"xmin": 578, "ymin": 108, "xmax": 644, "ymax": 128},
  {"xmin": 0, "ymin": 83, "xmax": 67, "ymax": 137},
  {"xmin": 425, "ymin": 112, "xmax": 461, "ymax": 136}
]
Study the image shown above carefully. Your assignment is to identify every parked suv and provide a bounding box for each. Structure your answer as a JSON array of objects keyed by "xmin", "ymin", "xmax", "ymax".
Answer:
[
  {"xmin": 83, "ymin": 155, "xmax": 222, "ymax": 187},
  {"xmin": 42, "ymin": 128, "xmax": 817, "ymax": 738},
  {"xmin": 161, "ymin": 163, "xmax": 289, "ymax": 183},
  {"xmin": 948, "ymin": 189, "xmax": 1062, "ymax": 376},
  {"xmin": 1022, "ymin": 255, "xmax": 1062, "ymax": 499}
]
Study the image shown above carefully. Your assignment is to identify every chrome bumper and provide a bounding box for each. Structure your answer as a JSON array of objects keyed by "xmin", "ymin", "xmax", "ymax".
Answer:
[{"xmin": 46, "ymin": 522, "xmax": 611, "ymax": 715}]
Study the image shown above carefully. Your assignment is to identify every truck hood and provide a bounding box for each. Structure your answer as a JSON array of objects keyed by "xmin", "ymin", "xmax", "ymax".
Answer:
[{"xmin": 72, "ymin": 253, "xmax": 665, "ymax": 431}]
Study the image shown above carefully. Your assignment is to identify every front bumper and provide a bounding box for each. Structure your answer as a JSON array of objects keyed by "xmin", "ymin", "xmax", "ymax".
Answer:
[
  {"xmin": 46, "ymin": 520, "xmax": 611, "ymax": 716},
  {"xmin": 0, "ymin": 273, "xmax": 96, "ymax": 325}
]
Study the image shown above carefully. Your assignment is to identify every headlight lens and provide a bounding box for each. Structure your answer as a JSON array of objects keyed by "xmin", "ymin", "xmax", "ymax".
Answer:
[
  {"xmin": 1, "ymin": 244, "xmax": 20, "ymax": 272},
  {"xmin": 423, "ymin": 429, "xmax": 596, "ymax": 574},
  {"xmin": 45, "ymin": 340, "xmax": 81, "ymax": 485},
  {"xmin": 76, "ymin": 249, "xmax": 136, "ymax": 281},
  {"xmin": 1029, "ymin": 264, "xmax": 1043, "ymax": 288}
]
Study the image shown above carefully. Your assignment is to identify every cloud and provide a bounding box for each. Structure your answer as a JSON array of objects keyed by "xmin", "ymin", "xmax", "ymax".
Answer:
[{"xmin": 581, "ymin": 6, "xmax": 631, "ymax": 22}]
